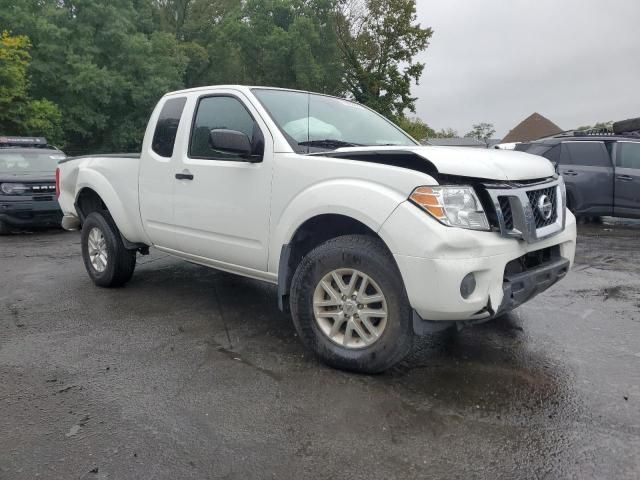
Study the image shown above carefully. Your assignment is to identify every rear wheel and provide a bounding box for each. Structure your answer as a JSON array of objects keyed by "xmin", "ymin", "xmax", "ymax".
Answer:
[
  {"xmin": 290, "ymin": 235, "xmax": 413, "ymax": 373},
  {"xmin": 81, "ymin": 212, "xmax": 136, "ymax": 287}
]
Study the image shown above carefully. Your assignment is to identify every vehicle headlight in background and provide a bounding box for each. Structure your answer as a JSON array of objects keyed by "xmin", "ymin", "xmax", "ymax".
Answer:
[
  {"xmin": 410, "ymin": 185, "xmax": 490, "ymax": 231},
  {"xmin": 0, "ymin": 183, "xmax": 28, "ymax": 195}
]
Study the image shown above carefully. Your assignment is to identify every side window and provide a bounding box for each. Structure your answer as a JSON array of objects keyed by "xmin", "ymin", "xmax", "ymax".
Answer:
[
  {"xmin": 564, "ymin": 142, "xmax": 610, "ymax": 167},
  {"xmin": 522, "ymin": 143, "xmax": 553, "ymax": 156},
  {"xmin": 189, "ymin": 96, "xmax": 257, "ymax": 160},
  {"xmin": 616, "ymin": 142, "xmax": 640, "ymax": 169},
  {"xmin": 542, "ymin": 144, "xmax": 560, "ymax": 164},
  {"xmin": 152, "ymin": 97, "xmax": 187, "ymax": 157}
]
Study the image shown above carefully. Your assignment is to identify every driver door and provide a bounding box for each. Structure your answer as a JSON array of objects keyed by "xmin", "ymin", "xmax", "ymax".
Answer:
[{"xmin": 169, "ymin": 92, "xmax": 274, "ymax": 273}]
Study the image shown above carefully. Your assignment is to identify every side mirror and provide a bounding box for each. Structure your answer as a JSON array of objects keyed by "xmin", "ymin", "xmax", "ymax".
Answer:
[{"xmin": 209, "ymin": 129, "xmax": 253, "ymax": 159}]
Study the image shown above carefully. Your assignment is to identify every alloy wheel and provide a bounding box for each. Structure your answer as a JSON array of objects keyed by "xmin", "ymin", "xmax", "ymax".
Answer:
[{"xmin": 312, "ymin": 268, "xmax": 388, "ymax": 349}]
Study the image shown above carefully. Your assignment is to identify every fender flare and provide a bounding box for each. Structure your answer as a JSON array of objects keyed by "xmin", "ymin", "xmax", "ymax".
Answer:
[
  {"xmin": 268, "ymin": 178, "xmax": 408, "ymax": 274},
  {"xmin": 74, "ymin": 169, "xmax": 147, "ymax": 244}
]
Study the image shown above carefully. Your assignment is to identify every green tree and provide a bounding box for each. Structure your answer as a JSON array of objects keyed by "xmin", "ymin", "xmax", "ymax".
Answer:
[
  {"xmin": 154, "ymin": 0, "xmax": 345, "ymax": 93},
  {"xmin": 2, "ymin": 0, "xmax": 186, "ymax": 153},
  {"xmin": 336, "ymin": 0, "xmax": 432, "ymax": 119},
  {"xmin": 464, "ymin": 122, "xmax": 495, "ymax": 146},
  {"xmin": 0, "ymin": 31, "xmax": 62, "ymax": 144},
  {"xmin": 395, "ymin": 116, "xmax": 434, "ymax": 142},
  {"xmin": 221, "ymin": 0, "xmax": 345, "ymax": 93},
  {"xmin": 1, "ymin": 0, "xmax": 433, "ymax": 152},
  {"xmin": 576, "ymin": 121, "xmax": 613, "ymax": 132},
  {"xmin": 432, "ymin": 127, "xmax": 457, "ymax": 138}
]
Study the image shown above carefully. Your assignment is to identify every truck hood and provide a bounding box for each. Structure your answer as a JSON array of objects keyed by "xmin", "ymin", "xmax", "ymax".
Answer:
[{"xmin": 331, "ymin": 145, "xmax": 555, "ymax": 181}]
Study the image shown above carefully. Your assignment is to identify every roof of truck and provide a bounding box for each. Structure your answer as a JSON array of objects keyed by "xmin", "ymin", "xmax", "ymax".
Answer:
[{"xmin": 164, "ymin": 85, "xmax": 343, "ymax": 99}]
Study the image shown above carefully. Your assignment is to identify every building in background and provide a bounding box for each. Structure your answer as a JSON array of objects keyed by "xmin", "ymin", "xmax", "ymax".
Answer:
[{"xmin": 502, "ymin": 113, "xmax": 562, "ymax": 143}]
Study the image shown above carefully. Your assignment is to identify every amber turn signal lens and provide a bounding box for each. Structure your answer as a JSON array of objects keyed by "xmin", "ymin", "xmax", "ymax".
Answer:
[{"xmin": 409, "ymin": 187, "xmax": 446, "ymax": 220}]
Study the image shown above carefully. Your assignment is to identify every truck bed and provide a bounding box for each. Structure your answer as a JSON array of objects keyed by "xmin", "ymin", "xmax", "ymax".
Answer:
[{"xmin": 58, "ymin": 153, "xmax": 140, "ymax": 164}]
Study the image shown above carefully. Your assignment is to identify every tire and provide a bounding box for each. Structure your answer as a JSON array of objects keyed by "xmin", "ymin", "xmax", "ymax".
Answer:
[
  {"xmin": 0, "ymin": 220, "xmax": 11, "ymax": 235},
  {"xmin": 290, "ymin": 234, "xmax": 413, "ymax": 373},
  {"xmin": 81, "ymin": 211, "xmax": 136, "ymax": 287}
]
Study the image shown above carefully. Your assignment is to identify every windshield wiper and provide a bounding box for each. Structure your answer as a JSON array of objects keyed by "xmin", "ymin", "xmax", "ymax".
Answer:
[{"xmin": 298, "ymin": 139, "xmax": 363, "ymax": 149}]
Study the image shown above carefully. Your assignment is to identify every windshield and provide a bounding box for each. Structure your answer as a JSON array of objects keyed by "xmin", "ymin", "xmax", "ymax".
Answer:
[
  {"xmin": 252, "ymin": 89, "xmax": 417, "ymax": 153},
  {"xmin": 0, "ymin": 150, "xmax": 66, "ymax": 174}
]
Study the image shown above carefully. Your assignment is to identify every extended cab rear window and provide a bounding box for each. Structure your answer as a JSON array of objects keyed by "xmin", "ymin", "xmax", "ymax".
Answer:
[{"xmin": 152, "ymin": 97, "xmax": 187, "ymax": 157}]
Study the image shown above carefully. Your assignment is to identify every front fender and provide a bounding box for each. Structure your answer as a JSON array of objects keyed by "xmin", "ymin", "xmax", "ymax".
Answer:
[
  {"xmin": 268, "ymin": 178, "xmax": 408, "ymax": 273},
  {"xmin": 75, "ymin": 168, "xmax": 148, "ymax": 244}
]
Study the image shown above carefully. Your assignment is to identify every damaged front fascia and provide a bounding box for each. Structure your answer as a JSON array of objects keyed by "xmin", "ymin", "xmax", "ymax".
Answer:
[
  {"xmin": 319, "ymin": 149, "xmax": 554, "ymax": 187},
  {"xmin": 317, "ymin": 149, "xmax": 555, "ymax": 232},
  {"xmin": 317, "ymin": 150, "xmax": 440, "ymax": 177}
]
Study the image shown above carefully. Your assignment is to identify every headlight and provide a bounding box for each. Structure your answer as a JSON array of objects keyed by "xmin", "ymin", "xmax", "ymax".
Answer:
[
  {"xmin": 0, "ymin": 183, "xmax": 28, "ymax": 195},
  {"xmin": 410, "ymin": 185, "xmax": 490, "ymax": 231}
]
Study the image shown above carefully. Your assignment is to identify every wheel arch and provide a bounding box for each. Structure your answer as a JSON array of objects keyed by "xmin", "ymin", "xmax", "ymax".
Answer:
[
  {"xmin": 75, "ymin": 181, "xmax": 149, "ymax": 249},
  {"xmin": 75, "ymin": 187, "xmax": 107, "ymax": 221},
  {"xmin": 276, "ymin": 213, "xmax": 397, "ymax": 313}
]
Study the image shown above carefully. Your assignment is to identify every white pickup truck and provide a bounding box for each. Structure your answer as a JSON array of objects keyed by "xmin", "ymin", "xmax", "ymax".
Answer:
[{"xmin": 57, "ymin": 85, "xmax": 576, "ymax": 372}]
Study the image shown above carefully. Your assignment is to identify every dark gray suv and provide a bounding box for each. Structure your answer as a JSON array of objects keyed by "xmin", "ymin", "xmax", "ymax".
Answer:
[
  {"xmin": 0, "ymin": 136, "xmax": 65, "ymax": 234},
  {"xmin": 516, "ymin": 132, "xmax": 640, "ymax": 219}
]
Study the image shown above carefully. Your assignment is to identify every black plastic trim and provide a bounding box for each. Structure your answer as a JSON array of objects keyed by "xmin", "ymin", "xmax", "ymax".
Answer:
[
  {"xmin": 496, "ymin": 256, "xmax": 570, "ymax": 315},
  {"xmin": 277, "ymin": 244, "xmax": 292, "ymax": 313},
  {"xmin": 319, "ymin": 150, "xmax": 439, "ymax": 176}
]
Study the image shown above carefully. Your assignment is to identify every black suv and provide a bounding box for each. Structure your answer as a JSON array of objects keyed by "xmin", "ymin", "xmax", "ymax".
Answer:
[
  {"xmin": 0, "ymin": 136, "xmax": 66, "ymax": 234},
  {"xmin": 515, "ymin": 122, "xmax": 640, "ymax": 219}
]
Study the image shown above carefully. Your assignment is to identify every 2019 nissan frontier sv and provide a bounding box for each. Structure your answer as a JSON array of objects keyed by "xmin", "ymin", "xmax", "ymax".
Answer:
[{"xmin": 56, "ymin": 86, "xmax": 576, "ymax": 372}]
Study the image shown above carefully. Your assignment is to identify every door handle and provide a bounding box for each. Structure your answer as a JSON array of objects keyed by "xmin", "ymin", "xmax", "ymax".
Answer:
[
  {"xmin": 617, "ymin": 175, "xmax": 633, "ymax": 182},
  {"xmin": 175, "ymin": 171, "xmax": 194, "ymax": 180},
  {"xmin": 562, "ymin": 170, "xmax": 578, "ymax": 176}
]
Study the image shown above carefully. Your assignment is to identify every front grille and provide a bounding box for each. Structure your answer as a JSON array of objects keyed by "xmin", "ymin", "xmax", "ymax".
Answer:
[
  {"xmin": 526, "ymin": 186, "xmax": 557, "ymax": 228},
  {"xmin": 484, "ymin": 178, "xmax": 564, "ymax": 243},
  {"xmin": 498, "ymin": 197, "xmax": 514, "ymax": 230}
]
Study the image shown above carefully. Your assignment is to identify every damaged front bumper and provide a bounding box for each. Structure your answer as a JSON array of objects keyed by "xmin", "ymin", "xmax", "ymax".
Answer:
[
  {"xmin": 412, "ymin": 254, "xmax": 571, "ymax": 334},
  {"xmin": 379, "ymin": 201, "xmax": 577, "ymax": 332},
  {"xmin": 496, "ymin": 255, "xmax": 570, "ymax": 316}
]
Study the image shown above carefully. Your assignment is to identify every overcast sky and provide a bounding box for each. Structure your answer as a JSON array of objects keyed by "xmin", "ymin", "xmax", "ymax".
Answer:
[{"xmin": 413, "ymin": 0, "xmax": 640, "ymax": 138}]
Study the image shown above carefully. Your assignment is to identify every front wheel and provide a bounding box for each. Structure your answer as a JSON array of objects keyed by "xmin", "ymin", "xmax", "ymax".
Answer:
[
  {"xmin": 290, "ymin": 235, "xmax": 413, "ymax": 373},
  {"xmin": 81, "ymin": 212, "xmax": 136, "ymax": 287}
]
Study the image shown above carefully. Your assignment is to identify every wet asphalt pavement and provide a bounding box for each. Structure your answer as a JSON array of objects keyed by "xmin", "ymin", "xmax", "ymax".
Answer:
[{"xmin": 1, "ymin": 221, "xmax": 639, "ymax": 479}]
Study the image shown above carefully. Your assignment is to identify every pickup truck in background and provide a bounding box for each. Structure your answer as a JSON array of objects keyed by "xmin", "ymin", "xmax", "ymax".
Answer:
[
  {"xmin": 57, "ymin": 86, "xmax": 576, "ymax": 373},
  {"xmin": 515, "ymin": 123, "xmax": 640, "ymax": 220}
]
